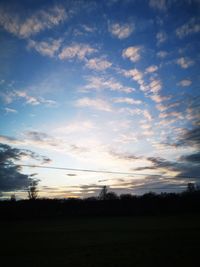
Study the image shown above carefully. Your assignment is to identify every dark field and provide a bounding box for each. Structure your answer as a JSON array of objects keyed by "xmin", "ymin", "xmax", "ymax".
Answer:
[{"xmin": 1, "ymin": 214, "xmax": 200, "ymax": 267}]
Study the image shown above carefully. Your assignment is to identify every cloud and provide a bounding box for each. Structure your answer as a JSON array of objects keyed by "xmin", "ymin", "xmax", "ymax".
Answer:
[
  {"xmin": 176, "ymin": 17, "xmax": 200, "ymax": 38},
  {"xmin": 145, "ymin": 65, "xmax": 158, "ymax": 73},
  {"xmin": 0, "ymin": 5, "xmax": 68, "ymax": 39},
  {"xmin": 148, "ymin": 78, "xmax": 162, "ymax": 93},
  {"xmin": 149, "ymin": 94, "xmax": 171, "ymax": 103},
  {"xmin": 58, "ymin": 43, "xmax": 97, "ymax": 61},
  {"xmin": 135, "ymin": 155, "xmax": 200, "ymax": 181},
  {"xmin": 28, "ymin": 39, "xmax": 62, "ymax": 57},
  {"xmin": 3, "ymin": 90, "xmax": 58, "ymax": 107},
  {"xmin": 180, "ymin": 152, "xmax": 200, "ymax": 164},
  {"xmin": 85, "ymin": 57, "xmax": 112, "ymax": 71},
  {"xmin": 122, "ymin": 46, "xmax": 142, "ymax": 62},
  {"xmin": 157, "ymin": 51, "xmax": 168, "ymax": 58},
  {"xmin": 175, "ymin": 125, "xmax": 200, "ymax": 149},
  {"xmin": 177, "ymin": 57, "xmax": 194, "ymax": 69},
  {"xmin": 178, "ymin": 79, "xmax": 192, "ymax": 87},
  {"xmin": 119, "ymin": 107, "xmax": 152, "ymax": 121},
  {"xmin": 75, "ymin": 97, "xmax": 112, "ymax": 112},
  {"xmin": 4, "ymin": 107, "xmax": 18, "ymax": 114},
  {"xmin": 0, "ymin": 143, "xmax": 50, "ymax": 192},
  {"xmin": 156, "ymin": 31, "xmax": 167, "ymax": 45},
  {"xmin": 108, "ymin": 22, "xmax": 134, "ymax": 39},
  {"xmin": 123, "ymin": 68, "xmax": 143, "ymax": 83},
  {"xmin": 82, "ymin": 76, "xmax": 134, "ymax": 93},
  {"xmin": 113, "ymin": 97, "xmax": 142, "ymax": 105},
  {"xmin": 149, "ymin": 0, "xmax": 167, "ymax": 11}
]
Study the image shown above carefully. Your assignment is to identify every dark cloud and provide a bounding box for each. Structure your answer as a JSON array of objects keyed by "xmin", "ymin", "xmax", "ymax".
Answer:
[
  {"xmin": 176, "ymin": 125, "xmax": 200, "ymax": 148},
  {"xmin": 0, "ymin": 143, "xmax": 51, "ymax": 193},
  {"xmin": 180, "ymin": 152, "xmax": 200, "ymax": 163},
  {"xmin": 135, "ymin": 154, "xmax": 200, "ymax": 181}
]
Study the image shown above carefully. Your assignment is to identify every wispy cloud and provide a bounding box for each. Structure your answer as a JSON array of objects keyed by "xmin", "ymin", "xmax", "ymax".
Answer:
[
  {"xmin": 122, "ymin": 46, "xmax": 142, "ymax": 62},
  {"xmin": 85, "ymin": 57, "xmax": 112, "ymax": 71},
  {"xmin": 0, "ymin": 5, "xmax": 68, "ymax": 38},
  {"xmin": 149, "ymin": 0, "xmax": 167, "ymax": 11},
  {"xmin": 82, "ymin": 76, "xmax": 134, "ymax": 93},
  {"xmin": 156, "ymin": 31, "xmax": 167, "ymax": 45},
  {"xmin": 58, "ymin": 43, "xmax": 97, "ymax": 60},
  {"xmin": 108, "ymin": 22, "xmax": 134, "ymax": 39},
  {"xmin": 28, "ymin": 39, "xmax": 62, "ymax": 57},
  {"xmin": 145, "ymin": 65, "xmax": 158, "ymax": 73},
  {"xmin": 4, "ymin": 107, "xmax": 18, "ymax": 114},
  {"xmin": 157, "ymin": 51, "xmax": 168, "ymax": 58},
  {"xmin": 3, "ymin": 90, "xmax": 58, "ymax": 107},
  {"xmin": 113, "ymin": 97, "xmax": 142, "ymax": 105},
  {"xmin": 176, "ymin": 17, "xmax": 200, "ymax": 38},
  {"xmin": 177, "ymin": 57, "xmax": 194, "ymax": 69},
  {"xmin": 178, "ymin": 79, "xmax": 192, "ymax": 87},
  {"xmin": 75, "ymin": 97, "xmax": 112, "ymax": 112}
]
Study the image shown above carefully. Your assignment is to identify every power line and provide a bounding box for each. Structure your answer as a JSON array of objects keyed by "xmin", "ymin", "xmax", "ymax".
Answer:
[{"xmin": 1, "ymin": 163, "xmax": 199, "ymax": 180}]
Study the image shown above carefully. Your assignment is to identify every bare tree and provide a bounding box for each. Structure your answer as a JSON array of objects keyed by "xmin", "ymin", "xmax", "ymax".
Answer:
[
  {"xmin": 99, "ymin": 186, "xmax": 108, "ymax": 200},
  {"xmin": 28, "ymin": 181, "xmax": 38, "ymax": 200}
]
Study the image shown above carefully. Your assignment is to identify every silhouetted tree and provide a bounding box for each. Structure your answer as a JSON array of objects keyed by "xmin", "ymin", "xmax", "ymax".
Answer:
[
  {"xmin": 10, "ymin": 194, "xmax": 16, "ymax": 201},
  {"xmin": 187, "ymin": 182, "xmax": 196, "ymax": 193},
  {"xmin": 28, "ymin": 181, "xmax": 38, "ymax": 200},
  {"xmin": 106, "ymin": 192, "xmax": 118, "ymax": 200},
  {"xmin": 99, "ymin": 186, "xmax": 108, "ymax": 200}
]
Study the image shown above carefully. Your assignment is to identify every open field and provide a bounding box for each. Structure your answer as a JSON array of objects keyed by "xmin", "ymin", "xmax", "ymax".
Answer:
[{"xmin": 1, "ymin": 214, "xmax": 200, "ymax": 267}]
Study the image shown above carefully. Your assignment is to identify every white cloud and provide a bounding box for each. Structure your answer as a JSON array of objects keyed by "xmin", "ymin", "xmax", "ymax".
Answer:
[
  {"xmin": 113, "ymin": 97, "xmax": 142, "ymax": 105},
  {"xmin": 4, "ymin": 107, "xmax": 18, "ymax": 113},
  {"xmin": 85, "ymin": 57, "xmax": 112, "ymax": 71},
  {"xmin": 145, "ymin": 65, "xmax": 158, "ymax": 73},
  {"xmin": 156, "ymin": 31, "xmax": 167, "ymax": 44},
  {"xmin": 177, "ymin": 57, "xmax": 194, "ymax": 69},
  {"xmin": 82, "ymin": 25, "xmax": 96, "ymax": 33},
  {"xmin": 109, "ymin": 22, "xmax": 134, "ymax": 39},
  {"xmin": 0, "ymin": 5, "xmax": 68, "ymax": 38},
  {"xmin": 82, "ymin": 76, "xmax": 134, "ymax": 93},
  {"xmin": 123, "ymin": 68, "xmax": 143, "ymax": 83},
  {"xmin": 119, "ymin": 107, "xmax": 152, "ymax": 121},
  {"xmin": 75, "ymin": 97, "xmax": 112, "ymax": 112},
  {"xmin": 58, "ymin": 43, "xmax": 97, "ymax": 60},
  {"xmin": 28, "ymin": 39, "xmax": 62, "ymax": 57},
  {"xmin": 15, "ymin": 91, "xmax": 40, "ymax": 105},
  {"xmin": 122, "ymin": 46, "xmax": 142, "ymax": 62},
  {"xmin": 176, "ymin": 17, "xmax": 200, "ymax": 38},
  {"xmin": 178, "ymin": 79, "xmax": 192, "ymax": 87},
  {"xmin": 149, "ymin": 0, "xmax": 167, "ymax": 11},
  {"xmin": 7, "ymin": 90, "xmax": 58, "ymax": 107}
]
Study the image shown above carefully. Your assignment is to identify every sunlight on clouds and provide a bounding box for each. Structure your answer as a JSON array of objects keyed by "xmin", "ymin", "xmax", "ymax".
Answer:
[{"xmin": 122, "ymin": 46, "xmax": 142, "ymax": 62}]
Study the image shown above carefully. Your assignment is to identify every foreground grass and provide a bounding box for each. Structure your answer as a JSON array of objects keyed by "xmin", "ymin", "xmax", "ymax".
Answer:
[{"xmin": 0, "ymin": 214, "xmax": 200, "ymax": 267}]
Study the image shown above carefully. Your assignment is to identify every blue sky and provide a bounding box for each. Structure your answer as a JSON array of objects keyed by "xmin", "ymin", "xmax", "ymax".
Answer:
[{"xmin": 0, "ymin": 0, "xmax": 199, "ymax": 198}]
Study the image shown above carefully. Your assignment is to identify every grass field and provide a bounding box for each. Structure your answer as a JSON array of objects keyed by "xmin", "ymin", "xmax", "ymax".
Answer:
[{"xmin": 1, "ymin": 214, "xmax": 200, "ymax": 267}]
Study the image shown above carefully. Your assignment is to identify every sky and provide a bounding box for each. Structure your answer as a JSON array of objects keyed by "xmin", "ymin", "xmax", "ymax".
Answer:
[{"xmin": 0, "ymin": 0, "xmax": 199, "ymax": 199}]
